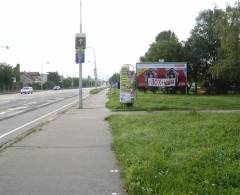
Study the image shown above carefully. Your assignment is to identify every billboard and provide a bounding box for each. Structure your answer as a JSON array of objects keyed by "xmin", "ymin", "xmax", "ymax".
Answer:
[{"xmin": 136, "ymin": 63, "xmax": 187, "ymax": 88}]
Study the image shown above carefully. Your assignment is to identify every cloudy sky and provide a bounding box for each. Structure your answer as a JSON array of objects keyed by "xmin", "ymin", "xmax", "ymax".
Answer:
[{"xmin": 0, "ymin": 0, "xmax": 237, "ymax": 79}]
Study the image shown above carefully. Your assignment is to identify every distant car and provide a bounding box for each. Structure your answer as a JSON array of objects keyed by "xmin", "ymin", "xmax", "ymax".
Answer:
[
  {"xmin": 20, "ymin": 87, "xmax": 33, "ymax": 94},
  {"xmin": 53, "ymin": 86, "xmax": 61, "ymax": 90}
]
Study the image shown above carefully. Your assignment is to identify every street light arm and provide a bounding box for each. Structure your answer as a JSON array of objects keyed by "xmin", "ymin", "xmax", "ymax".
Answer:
[{"xmin": 0, "ymin": 46, "xmax": 9, "ymax": 49}]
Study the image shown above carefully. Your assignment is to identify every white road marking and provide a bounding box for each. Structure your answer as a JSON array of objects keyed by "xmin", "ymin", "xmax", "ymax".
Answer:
[
  {"xmin": 39, "ymin": 103, "xmax": 51, "ymax": 107},
  {"xmin": 8, "ymin": 106, "xmax": 27, "ymax": 111},
  {"xmin": 3, "ymin": 101, "xmax": 9, "ymax": 103},
  {"xmin": 0, "ymin": 112, "xmax": 6, "ymax": 115},
  {"xmin": 28, "ymin": 102, "xmax": 37, "ymax": 104},
  {"xmin": 0, "ymin": 100, "xmax": 78, "ymax": 140},
  {"xmin": 0, "ymin": 94, "xmax": 90, "ymax": 140},
  {"xmin": 7, "ymin": 110, "xmax": 25, "ymax": 117}
]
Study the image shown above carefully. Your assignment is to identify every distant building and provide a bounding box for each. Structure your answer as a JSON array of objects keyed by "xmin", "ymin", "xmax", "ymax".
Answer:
[{"xmin": 20, "ymin": 72, "xmax": 46, "ymax": 87}]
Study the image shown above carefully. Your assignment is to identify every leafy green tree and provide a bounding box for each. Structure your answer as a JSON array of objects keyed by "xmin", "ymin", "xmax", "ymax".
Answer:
[
  {"xmin": 109, "ymin": 73, "xmax": 120, "ymax": 85},
  {"xmin": 68, "ymin": 77, "xmax": 95, "ymax": 88},
  {"xmin": 211, "ymin": 3, "xmax": 240, "ymax": 88},
  {"xmin": 0, "ymin": 64, "xmax": 5, "ymax": 90},
  {"xmin": 72, "ymin": 77, "xmax": 79, "ymax": 88},
  {"xmin": 47, "ymin": 72, "xmax": 61, "ymax": 86},
  {"xmin": 140, "ymin": 30, "xmax": 184, "ymax": 62},
  {"xmin": 138, "ymin": 3, "xmax": 240, "ymax": 94},
  {"xmin": 0, "ymin": 63, "xmax": 14, "ymax": 91},
  {"xmin": 83, "ymin": 76, "xmax": 95, "ymax": 87},
  {"xmin": 184, "ymin": 8, "xmax": 224, "ymax": 93},
  {"xmin": 13, "ymin": 64, "xmax": 20, "ymax": 82},
  {"xmin": 43, "ymin": 81, "xmax": 55, "ymax": 89},
  {"xmin": 62, "ymin": 78, "xmax": 72, "ymax": 89},
  {"xmin": 13, "ymin": 63, "xmax": 21, "ymax": 90}
]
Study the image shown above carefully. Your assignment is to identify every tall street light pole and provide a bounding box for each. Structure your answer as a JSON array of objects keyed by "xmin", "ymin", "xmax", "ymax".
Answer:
[
  {"xmin": 93, "ymin": 49, "xmax": 97, "ymax": 88},
  {"xmin": 86, "ymin": 47, "xmax": 97, "ymax": 88},
  {"xmin": 79, "ymin": 0, "xmax": 83, "ymax": 109}
]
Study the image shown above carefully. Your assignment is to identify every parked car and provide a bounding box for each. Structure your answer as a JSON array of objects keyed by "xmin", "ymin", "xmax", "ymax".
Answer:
[
  {"xmin": 53, "ymin": 86, "xmax": 61, "ymax": 90},
  {"xmin": 20, "ymin": 87, "xmax": 33, "ymax": 94}
]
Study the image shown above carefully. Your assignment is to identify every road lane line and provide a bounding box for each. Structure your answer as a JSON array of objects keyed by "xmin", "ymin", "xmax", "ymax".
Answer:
[
  {"xmin": 0, "ymin": 100, "xmax": 78, "ymax": 139},
  {"xmin": 6, "ymin": 110, "xmax": 25, "ymax": 117},
  {"xmin": 0, "ymin": 94, "xmax": 89, "ymax": 140},
  {"xmin": 39, "ymin": 103, "xmax": 51, "ymax": 107},
  {"xmin": 0, "ymin": 112, "xmax": 6, "ymax": 115},
  {"xmin": 8, "ymin": 106, "xmax": 27, "ymax": 111},
  {"xmin": 28, "ymin": 102, "xmax": 37, "ymax": 104}
]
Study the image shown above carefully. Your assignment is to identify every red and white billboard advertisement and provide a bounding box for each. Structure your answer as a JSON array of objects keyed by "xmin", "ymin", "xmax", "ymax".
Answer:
[{"xmin": 136, "ymin": 63, "xmax": 187, "ymax": 88}]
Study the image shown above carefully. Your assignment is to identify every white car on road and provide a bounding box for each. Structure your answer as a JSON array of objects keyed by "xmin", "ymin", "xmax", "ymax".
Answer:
[
  {"xmin": 20, "ymin": 87, "xmax": 33, "ymax": 94},
  {"xmin": 53, "ymin": 86, "xmax": 61, "ymax": 90}
]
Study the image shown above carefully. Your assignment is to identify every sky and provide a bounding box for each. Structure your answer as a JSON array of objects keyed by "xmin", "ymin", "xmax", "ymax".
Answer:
[{"xmin": 0, "ymin": 0, "xmax": 237, "ymax": 80}]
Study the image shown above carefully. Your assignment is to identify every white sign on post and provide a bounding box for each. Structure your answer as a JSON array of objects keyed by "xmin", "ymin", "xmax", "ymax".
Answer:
[
  {"xmin": 75, "ymin": 33, "xmax": 86, "ymax": 50},
  {"xmin": 148, "ymin": 78, "xmax": 176, "ymax": 87}
]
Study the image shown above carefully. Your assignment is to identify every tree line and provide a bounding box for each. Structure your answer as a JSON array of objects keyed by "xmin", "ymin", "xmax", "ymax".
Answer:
[
  {"xmin": 0, "ymin": 63, "xmax": 20, "ymax": 91},
  {"xmin": 43, "ymin": 72, "xmax": 97, "ymax": 89},
  {"xmin": 140, "ymin": 2, "xmax": 240, "ymax": 94},
  {"xmin": 0, "ymin": 63, "xmax": 97, "ymax": 91}
]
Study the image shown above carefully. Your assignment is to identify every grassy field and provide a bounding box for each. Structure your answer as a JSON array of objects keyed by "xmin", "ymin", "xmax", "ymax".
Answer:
[
  {"xmin": 106, "ymin": 89, "xmax": 240, "ymax": 111},
  {"xmin": 107, "ymin": 112, "xmax": 240, "ymax": 194}
]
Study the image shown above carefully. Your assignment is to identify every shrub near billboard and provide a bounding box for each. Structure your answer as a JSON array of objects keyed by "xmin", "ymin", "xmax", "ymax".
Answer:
[{"xmin": 136, "ymin": 62, "xmax": 187, "ymax": 90}]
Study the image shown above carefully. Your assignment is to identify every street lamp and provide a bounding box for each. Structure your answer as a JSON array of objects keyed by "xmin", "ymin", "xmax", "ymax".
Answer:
[
  {"xmin": 78, "ymin": 0, "xmax": 83, "ymax": 109},
  {"xmin": 86, "ymin": 47, "xmax": 97, "ymax": 88}
]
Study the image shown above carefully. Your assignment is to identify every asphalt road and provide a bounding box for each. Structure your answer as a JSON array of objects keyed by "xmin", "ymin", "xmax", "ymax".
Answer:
[
  {"xmin": 0, "ymin": 89, "xmax": 80, "ymax": 120},
  {"xmin": 0, "ymin": 88, "xmax": 91, "ymax": 147}
]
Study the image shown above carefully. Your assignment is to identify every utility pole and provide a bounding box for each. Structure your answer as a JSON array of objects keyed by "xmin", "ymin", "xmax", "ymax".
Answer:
[
  {"xmin": 86, "ymin": 47, "xmax": 97, "ymax": 88},
  {"xmin": 92, "ymin": 48, "xmax": 97, "ymax": 88},
  {"xmin": 94, "ymin": 56, "xmax": 97, "ymax": 88},
  {"xmin": 79, "ymin": 0, "xmax": 83, "ymax": 109}
]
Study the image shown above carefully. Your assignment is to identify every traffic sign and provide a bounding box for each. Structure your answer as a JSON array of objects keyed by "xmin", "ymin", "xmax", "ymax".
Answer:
[
  {"xmin": 76, "ymin": 53, "xmax": 85, "ymax": 63},
  {"xmin": 75, "ymin": 33, "xmax": 86, "ymax": 49}
]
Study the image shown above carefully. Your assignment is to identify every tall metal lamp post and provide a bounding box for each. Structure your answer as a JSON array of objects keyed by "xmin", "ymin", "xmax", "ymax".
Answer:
[
  {"xmin": 78, "ymin": 0, "xmax": 83, "ymax": 109},
  {"xmin": 86, "ymin": 47, "xmax": 97, "ymax": 88}
]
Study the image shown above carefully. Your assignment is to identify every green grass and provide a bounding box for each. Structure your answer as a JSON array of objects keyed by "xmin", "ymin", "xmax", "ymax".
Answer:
[
  {"xmin": 107, "ymin": 112, "xmax": 240, "ymax": 194},
  {"xmin": 106, "ymin": 89, "xmax": 240, "ymax": 111},
  {"xmin": 89, "ymin": 87, "xmax": 107, "ymax": 94}
]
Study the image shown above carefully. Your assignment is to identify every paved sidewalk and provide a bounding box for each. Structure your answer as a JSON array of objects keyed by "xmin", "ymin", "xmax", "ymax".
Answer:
[{"xmin": 0, "ymin": 90, "xmax": 126, "ymax": 195}]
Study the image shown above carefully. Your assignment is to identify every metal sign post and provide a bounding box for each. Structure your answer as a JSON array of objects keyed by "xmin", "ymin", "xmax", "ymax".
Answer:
[{"xmin": 76, "ymin": 0, "xmax": 86, "ymax": 109}]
